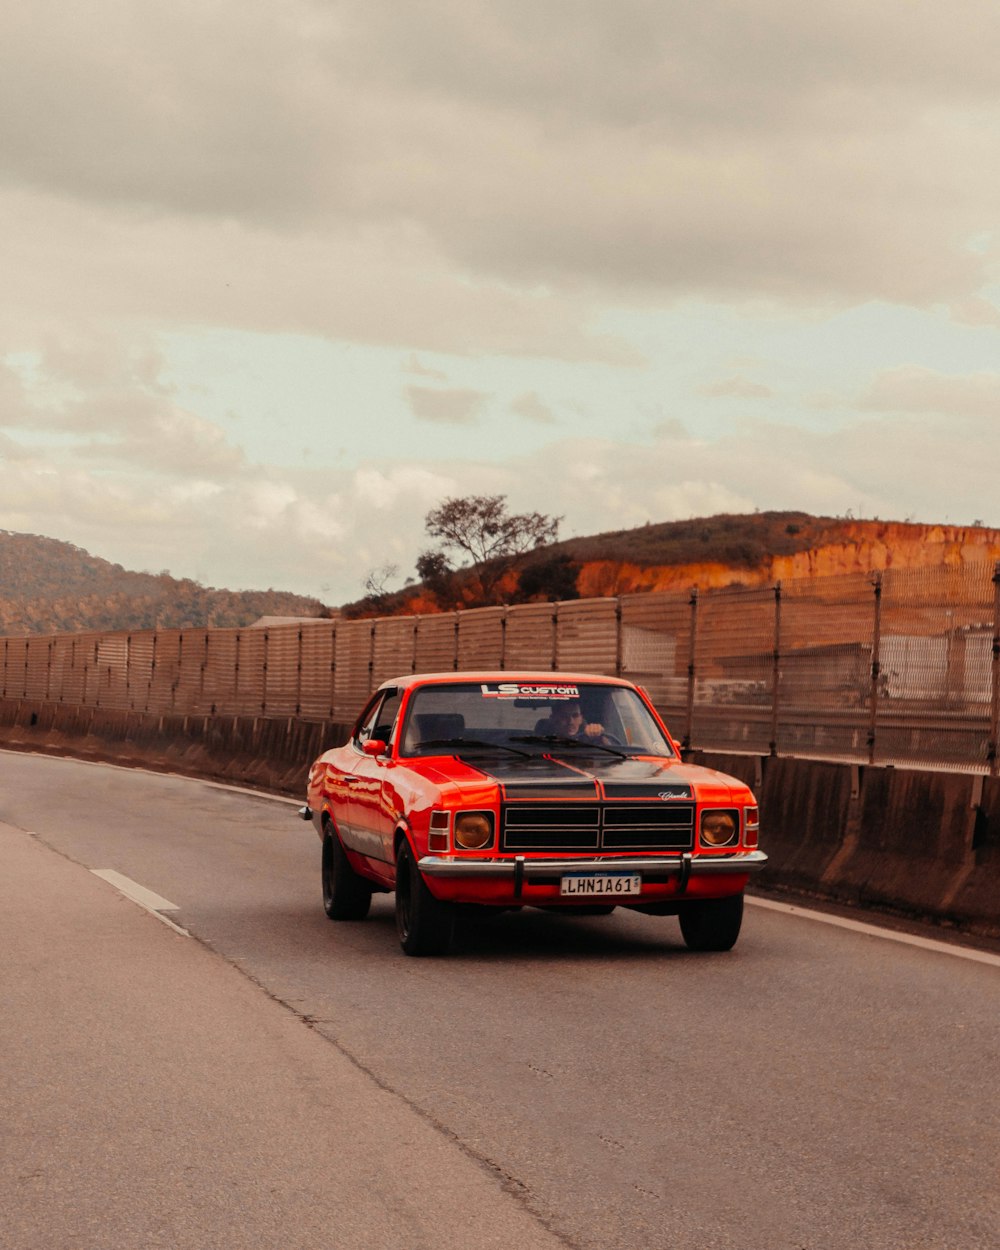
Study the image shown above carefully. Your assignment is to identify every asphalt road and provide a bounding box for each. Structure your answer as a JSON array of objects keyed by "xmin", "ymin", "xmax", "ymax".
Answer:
[{"xmin": 3, "ymin": 750, "xmax": 999, "ymax": 1250}]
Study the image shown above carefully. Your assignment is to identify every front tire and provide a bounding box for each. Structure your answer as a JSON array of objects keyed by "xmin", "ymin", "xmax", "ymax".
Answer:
[
  {"xmin": 678, "ymin": 894, "xmax": 744, "ymax": 951},
  {"xmin": 395, "ymin": 841, "xmax": 455, "ymax": 956},
  {"xmin": 322, "ymin": 830, "xmax": 372, "ymax": 921}
]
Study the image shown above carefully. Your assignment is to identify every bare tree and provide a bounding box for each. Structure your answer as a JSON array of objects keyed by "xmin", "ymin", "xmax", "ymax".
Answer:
[
  {"xmin": 363, "ymin": 563, "xmax": 399, "ymax": 599},
  {"xmin": 353, "ymin": 562, "xmax": 399, "ymax": 614},
  {"xmin": 424, "ymin": 495, "xmax": 559, "ymax": 605}
]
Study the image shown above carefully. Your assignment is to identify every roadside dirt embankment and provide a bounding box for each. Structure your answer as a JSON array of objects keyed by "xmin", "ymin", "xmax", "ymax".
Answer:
[{"xmin": 2, "ymin": 696, "xmax": 998, "ymax": 939}]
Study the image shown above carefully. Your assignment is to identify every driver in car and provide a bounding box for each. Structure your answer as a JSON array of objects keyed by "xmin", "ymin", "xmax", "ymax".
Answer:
[{"xmin": 538, "ymin": 700, "xmax": 608, "ymax": 742}]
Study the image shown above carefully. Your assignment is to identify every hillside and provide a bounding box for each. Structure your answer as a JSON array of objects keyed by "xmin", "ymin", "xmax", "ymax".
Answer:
[
  {"xmin": 345, "ymin": 511, "xmax": 1000, "ymax": 616},
  {"xmin": 6, "ymin": 514, "xmax": 1000, "ymax": 635},
  {"xmin": 554, "ymin": 513, "xmax": 1000, "ymax": 596},
  {"xmin": 0, "ymin": 532, "xmax": 332, "ymax": 635}
]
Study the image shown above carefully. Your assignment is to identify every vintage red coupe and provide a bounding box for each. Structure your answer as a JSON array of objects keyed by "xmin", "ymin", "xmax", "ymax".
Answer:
[{"xmin": 302, "ymin": 672, "xmax": 766, "ymax": 955}]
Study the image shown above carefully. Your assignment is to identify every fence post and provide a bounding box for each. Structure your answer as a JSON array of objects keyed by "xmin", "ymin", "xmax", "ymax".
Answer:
[
  {"xmin": 261, "ymin": 629, "xmax": 269, "ymax": 714},
  {"xmin": 867, "ymin": 573, "xmax": 883, "ymax": 765},
  {"xmin": 551, "ymin": 602, "xmax": 559, "ymax": 670},
  {"xmin": 295, "ymin": 627, "xmax": 303, "ymax": 716},
  {"xmin": 615, "ymin": 597, "xmax": 623, "ymax": 677},
  {"xmin": 233, "ymin": 631, "xmax": 241, "ymax": 714},
  {"xmin": 453, "ymin": 611, "xmax": 460, "ymax": 671},
  {"xmin": 770, "ymin": 582, "xmax": 782, "ymax": 757},
  {"xmin": 500, "ymin": 607, "xmax": 508, "ymax": 671},
  {"xmin": 989, "ymin": 562, "xmax": 1000, "ymax": 777},
  {"xmin": 410, "ymin": 618, "xmax": 418, "ymax": 674},
  {"xmin": 683, "ymin": 588, "xmax": 698, "ymax": 753},
  {"xmin": 335, "ymin": 622, "xmax": 342, "ymax": 720},
  {"xmin": 173, "ymin": 632, "xmax": 182, "ymax": 712},
  {"xmin": 369, "ymin": 621, "xmax": 377, "ymax": 689}
]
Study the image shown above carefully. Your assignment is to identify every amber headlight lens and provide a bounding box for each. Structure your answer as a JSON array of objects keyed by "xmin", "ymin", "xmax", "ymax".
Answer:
[
  {"xmin": 700, "ymin": 810, "xmax": 738, "ymax": 847},
  {"xmin": 454, "ymin": 812, "xmax": 494, "ymax": 850}
]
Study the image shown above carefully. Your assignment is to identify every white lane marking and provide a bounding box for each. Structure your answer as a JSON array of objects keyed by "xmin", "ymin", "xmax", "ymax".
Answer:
[
  {"xmin": 91, "ymin": 869, "xmax": 178, "ymax": 911},
  {"xmin": 2, "ymin": 749, "xmax": 302, "ymax": 806},
  {"xmin": 747, "ymin": 895, "xmax": 1000, "ymax": 969},
  {"xmin": 91, "ymin": 869, "xmax": 190, "ymax": 936}
]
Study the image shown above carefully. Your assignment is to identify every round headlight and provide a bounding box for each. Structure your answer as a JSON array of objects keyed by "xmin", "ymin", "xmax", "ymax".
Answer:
[
  {"xmin": 701, "ymin": 811, "xmax": 738, "ymax": 847},
  {"xmin": 454, "ymin": 812, "xmax": 493, "ymax": 850}
]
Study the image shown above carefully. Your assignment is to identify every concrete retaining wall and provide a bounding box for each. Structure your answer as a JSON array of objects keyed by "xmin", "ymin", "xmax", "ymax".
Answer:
[
  {"xmin": 2, "ymin": 697, "xmax": 997, "ymax": 938},
  {"xmin": 695, "ymin": 750, "xmax": 1000, "ymax": 938},
  {"xmin": 0, "ymin": 697, "xmax": 352, "ymax": 797}
]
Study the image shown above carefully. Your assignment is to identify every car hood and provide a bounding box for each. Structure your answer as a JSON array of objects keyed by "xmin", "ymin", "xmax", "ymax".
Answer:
[{"xmin": 442, "ymin": 753, "xmax": 746, "ymax": 801}]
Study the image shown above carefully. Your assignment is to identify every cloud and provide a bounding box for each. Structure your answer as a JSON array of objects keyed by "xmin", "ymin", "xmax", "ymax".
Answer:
[
  {"xmin": 403, "ymin": 354, "xmax": 449, "ymax": 381},
  {"xmin": 1, "ymin": 344, "xmax": 245, "ymax": 476},
  {"xmin": 406, "ymin": 386, "xmax": 487, "ymax": 424},
  {"xmin": 1, "ymin": 2, "xmax": 999, "ymax": 606},
  {"xmin": 948, "ymin": 297, "xmax": 1000, "ymax": 328},
  {"xmin": 0, "ymin": 432, "xmax": 31, "ymax": 461},
  {"xmin": 0, "ymin": 188, "xmax": 639, "ymax": 364},
  {"xmin": 75, "ymin": 408, "xmax": 246, "ymax": 477},
  {"xmin": 698, "ymin": 376, "xmax": 774, "ymax": 400},
  {"xmin": 319, "ymin": 2, "xmax": 1000, "ymax": 307},
  {"xmin": 2, "ymin": 2, "xmax": 998, "ymax": 330},
  {"xmin": 861, "ymin": 367, "xmax": 1000, "ymax": 420},
  {"xmin": 3, "ymin": 400, "xmax": 999, "ymax": 603},
  {"xmin": 510, "ymin": 392, "xmax": 556, "ymax": 424}
]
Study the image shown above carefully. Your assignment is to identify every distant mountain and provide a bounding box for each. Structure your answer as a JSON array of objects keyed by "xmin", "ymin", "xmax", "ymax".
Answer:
[{"xmin": 0, "ymin": 531, "xmax": 332, "ymax": 635}]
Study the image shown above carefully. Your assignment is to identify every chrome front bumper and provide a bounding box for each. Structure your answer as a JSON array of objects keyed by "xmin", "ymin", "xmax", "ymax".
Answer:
[{"xmin": 418, "ymin": 850, "xmax": 768, "ymax": 880}]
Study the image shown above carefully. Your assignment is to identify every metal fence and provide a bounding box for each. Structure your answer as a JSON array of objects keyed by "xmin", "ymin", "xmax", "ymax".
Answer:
[{"xmin": 3, "ymin": 562, "xmax": 999, "ymax": 774}]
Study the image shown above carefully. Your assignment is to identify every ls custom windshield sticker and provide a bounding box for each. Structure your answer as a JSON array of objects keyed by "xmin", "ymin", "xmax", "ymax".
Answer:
[{"xmin": 480, "ymin": 682, "xmax": 580, "ymax": 699}]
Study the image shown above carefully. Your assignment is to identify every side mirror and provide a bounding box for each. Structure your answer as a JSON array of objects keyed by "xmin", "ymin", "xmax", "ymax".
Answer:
[{"xmin": 362, "ymin": 738, "xmax": 387, "ymax": 757}]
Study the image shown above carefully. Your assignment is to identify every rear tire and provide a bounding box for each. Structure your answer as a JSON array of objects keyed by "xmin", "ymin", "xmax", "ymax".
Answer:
[
  {"xmin": 678, "ymin": 894, "xmax": 744, "ymax": 951},
  {"xmin": 322, "ymin": 830, "xmax": 372, "ymax": 921},
  {"xmin": 395, "ymin": 841, "xmax": 455, "ymax": 956}
]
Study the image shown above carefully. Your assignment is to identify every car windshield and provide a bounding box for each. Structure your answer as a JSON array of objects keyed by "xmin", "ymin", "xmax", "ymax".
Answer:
[{"xmin": 400, "ymin": 680, "xmax": 675, "ymax": 758}]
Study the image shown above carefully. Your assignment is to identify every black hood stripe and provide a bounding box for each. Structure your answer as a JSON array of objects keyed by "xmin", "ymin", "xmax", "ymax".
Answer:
[{"xmin": 463, "ymin": 754, "xmax": 684, "ymax": 799}]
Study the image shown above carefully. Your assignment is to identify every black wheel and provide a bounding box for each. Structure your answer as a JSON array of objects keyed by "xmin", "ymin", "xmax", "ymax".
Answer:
[
  {"xmin": 678, "ymin": 894, "xmax": 744, "ymax": 951},
  {"xmin": 395, "ymin": 841, "xmax": 455, "ymax": 956},
  {"xmin": 322, "ymin": 830, "xmax": 372, "ymax": 921}
]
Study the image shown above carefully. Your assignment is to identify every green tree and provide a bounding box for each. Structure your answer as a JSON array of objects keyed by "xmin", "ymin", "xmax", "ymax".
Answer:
[
  {"xmin": 516, "ymin": 554, "xmax": 580, "ymax": 602},
  {"xmin": 423, "ymin": 495, "xmax": 560, "ymax": 605},
  {"xmin": 415, "ymin": 550, "xmax": 456, "ymax": 609}
]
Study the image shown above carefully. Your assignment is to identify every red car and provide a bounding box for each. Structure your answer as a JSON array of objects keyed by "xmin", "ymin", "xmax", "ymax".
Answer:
[{"xmin": 302, "ymin": 672, "xmax": 766, "ymax": 955}]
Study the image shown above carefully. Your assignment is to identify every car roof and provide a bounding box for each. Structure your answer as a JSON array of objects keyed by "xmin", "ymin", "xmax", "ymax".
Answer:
[{"xmin": 378, "ymin": 671, "xmax": 637, "ymax": 692}]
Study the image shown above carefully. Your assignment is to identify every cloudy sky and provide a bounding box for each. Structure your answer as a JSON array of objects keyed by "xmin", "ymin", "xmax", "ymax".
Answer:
[{"xmin": 2, "ymin": 1, "xmax": 998, "ymax": 603}]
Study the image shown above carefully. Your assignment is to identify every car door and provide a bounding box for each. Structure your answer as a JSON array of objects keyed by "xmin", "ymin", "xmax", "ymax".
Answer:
[{"xmin": 345, "ymin": 688, "xmax": 402, "ymax": 869}]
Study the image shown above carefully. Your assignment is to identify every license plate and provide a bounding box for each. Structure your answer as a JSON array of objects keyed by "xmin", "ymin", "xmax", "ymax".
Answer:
[{"xmin": 560, "ymin": 872, "xmax": 642, "ymax": 897}]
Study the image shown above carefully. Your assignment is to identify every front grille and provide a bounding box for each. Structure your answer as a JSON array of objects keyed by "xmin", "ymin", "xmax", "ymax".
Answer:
[
  {"xmin": 501, "ymin": 802, "xmax": 695, "ymax": 852},
  {"xmin": 503, "ymin": 803, "xmax": 600, "ymax": 850}
]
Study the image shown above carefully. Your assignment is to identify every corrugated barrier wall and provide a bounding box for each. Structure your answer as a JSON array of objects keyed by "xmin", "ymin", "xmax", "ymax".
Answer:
[{"xmin": 3, "ymin": 562, "xmax": 999, "ymax": 775}]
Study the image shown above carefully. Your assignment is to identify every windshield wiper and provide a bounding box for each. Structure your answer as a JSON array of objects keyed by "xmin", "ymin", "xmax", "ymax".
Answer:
[
  {"xmin": 416, "ymin": 737, "xmax": 532, "ymax": 759},
  {"xmin": 509, "ymin": 734, "xmax": 628, "ymax": 759}
]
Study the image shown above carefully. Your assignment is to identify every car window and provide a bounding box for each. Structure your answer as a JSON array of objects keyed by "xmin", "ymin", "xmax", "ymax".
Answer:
[
  {"xmin": 372, "ymin": 690, "xmax": 402, "ymax": 744},
  {"xmin": 352, "ymin": 694, "xmax": 383, "ymax": 748},
  {"xmin": 354, "ymin": 689, "xmax": 401, "ymax": 750},
  {"xmin": 399, "ymin": 681, "xmax": 675, "ymax": 756}
]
